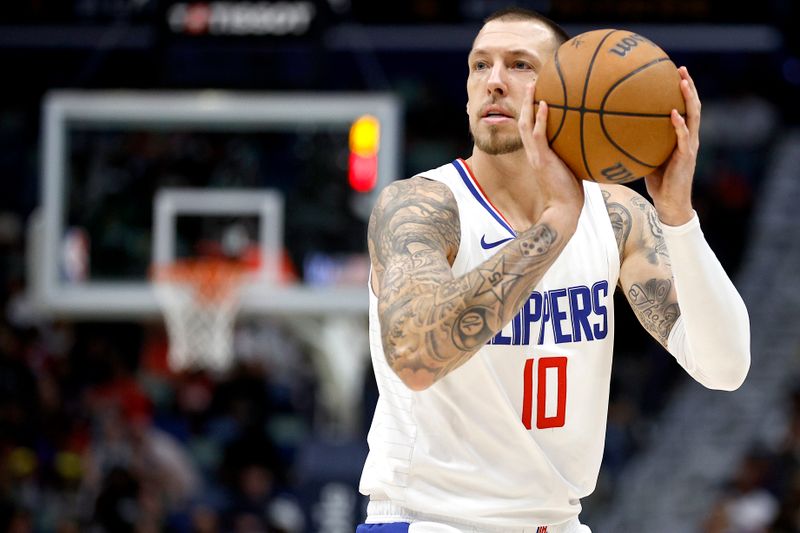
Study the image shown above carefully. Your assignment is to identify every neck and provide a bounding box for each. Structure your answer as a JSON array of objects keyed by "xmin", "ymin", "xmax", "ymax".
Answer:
[{"xmin": 464, "ymin": 147, "xmax": 546, "ymax": 231}]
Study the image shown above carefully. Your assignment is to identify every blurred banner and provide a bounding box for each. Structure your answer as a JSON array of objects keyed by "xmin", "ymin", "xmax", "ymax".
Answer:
[{"xmin": 0, "ymin": 0, "xmax": 791, "ymax": 26}]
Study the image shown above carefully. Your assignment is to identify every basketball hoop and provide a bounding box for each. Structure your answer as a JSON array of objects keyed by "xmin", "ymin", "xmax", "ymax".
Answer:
[{"xmin": 152, "ymin": 258, "xmax": 248, "ymax": 372}]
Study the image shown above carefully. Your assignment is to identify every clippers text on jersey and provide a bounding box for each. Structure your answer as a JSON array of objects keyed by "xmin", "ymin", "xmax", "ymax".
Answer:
[{"xmin": 489, "ymin": 280, "xmax": 609, "ymax": 346}]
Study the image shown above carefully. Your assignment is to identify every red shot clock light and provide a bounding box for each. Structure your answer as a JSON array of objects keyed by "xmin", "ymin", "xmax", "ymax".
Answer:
[{"xmin": 348, "ymin": 115, "xmax": 380, "ymax": 193}]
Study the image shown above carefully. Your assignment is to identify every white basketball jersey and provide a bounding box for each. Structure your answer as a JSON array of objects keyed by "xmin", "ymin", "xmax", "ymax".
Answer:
[{"xmin": 360, "ymin": 159, "xmax": 620, "ymax": 528}]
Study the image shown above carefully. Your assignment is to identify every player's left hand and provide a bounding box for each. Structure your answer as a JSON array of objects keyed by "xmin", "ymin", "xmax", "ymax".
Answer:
[{"xmin": 644, "ymin": 66, "xmax": 699, "ymax": 226}]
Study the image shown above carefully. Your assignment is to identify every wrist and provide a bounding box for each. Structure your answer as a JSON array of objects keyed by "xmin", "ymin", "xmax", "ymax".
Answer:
[
  {"xmin": 654, "ymin": 203, "xmax": 694, "ymax": 226},
  {"xmin": 660, "ymin": 210, "xmax": 700, "ymax": 235}
]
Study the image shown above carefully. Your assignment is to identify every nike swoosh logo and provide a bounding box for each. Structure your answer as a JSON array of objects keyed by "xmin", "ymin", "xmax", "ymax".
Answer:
[{"xmin": 480, "ymin": 235, "xmax": 514, "ymax": 249}]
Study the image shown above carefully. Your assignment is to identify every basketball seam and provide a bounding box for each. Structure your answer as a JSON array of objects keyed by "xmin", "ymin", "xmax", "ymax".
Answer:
[
  {"xmin": 548, "ymin": 47, "xmax": 569, "ymax": 144},
  {"xmin": 546, "ymin": 105, "xmax": 673, "ymax": 118},
  {"xmin": 598, "ymin": 56, "xmax": 674, "ymax": 169},
  {"xmin": 580, "ymin": 30, "xmax": 618, "ymax": 182}
]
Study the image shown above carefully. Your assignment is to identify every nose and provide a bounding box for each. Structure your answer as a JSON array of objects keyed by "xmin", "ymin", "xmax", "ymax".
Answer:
[{"xmin": 487, "ymin": 63, "xmax": 507, "ymax": 96}]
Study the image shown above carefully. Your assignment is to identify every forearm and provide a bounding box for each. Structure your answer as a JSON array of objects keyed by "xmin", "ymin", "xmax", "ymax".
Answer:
[
  {"xmin": 663, "ymin": 212, "xmax": 750, "ymax": 390},
  {"xmin": 381, "ymin": 207, "xmax": 576, "ymax": 390}
]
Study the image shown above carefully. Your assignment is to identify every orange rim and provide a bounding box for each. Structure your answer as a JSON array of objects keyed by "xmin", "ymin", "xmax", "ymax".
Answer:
[{"xmin": 151, "ymin": 258, "xmax": 247, "ymax": 303}]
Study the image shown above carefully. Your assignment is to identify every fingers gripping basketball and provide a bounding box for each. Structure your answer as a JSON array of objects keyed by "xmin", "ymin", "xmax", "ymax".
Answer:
[{"xmin": 518, "ymin": 83, "xmax": 552, "ymax": 168}]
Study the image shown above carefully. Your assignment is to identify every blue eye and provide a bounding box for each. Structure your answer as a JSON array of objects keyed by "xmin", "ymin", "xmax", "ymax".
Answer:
[
  {"xmin": 474, "ymin": 61, "xmax": 488, "ymax": 71},
  {"xmin": 514, "ymin": 61, "xmax": 532, "ymax": 70}
]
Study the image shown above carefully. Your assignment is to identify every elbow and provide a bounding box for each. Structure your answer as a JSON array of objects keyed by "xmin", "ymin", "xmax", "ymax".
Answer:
[
  {"xmin": 401, "ymin": 374, "xmax": 435, "ymax": 392},
  {"xmin": 721, "ymin": 357, "xmax": 751, "ymax": 391},
  {"xmin": 384, "ymin": 346, "xmax": 436, "ymax": 392},
  {"xmin": 706, "ymin": 350, "xmax": 751, "ymax": 392},
  {"xmin": 396, "ymin": 366, "xmax": 436, "ymax": 392}
]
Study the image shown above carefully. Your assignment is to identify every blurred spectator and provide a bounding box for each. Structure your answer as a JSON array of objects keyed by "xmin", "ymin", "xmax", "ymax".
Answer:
[
  {"xmin": 703, "ymin": 387, "xmax": 800, "ymax": 533},
  {"xmin": 702, "ymin": 450, "xmax": 780, "ymax": 533},
  {"xmin": 769, "ymin": 388, "xmax": 800, "ymax": 532},
  {"xmin": 0, "ymin": 306, "xmax": 320, "ymax": 531}
]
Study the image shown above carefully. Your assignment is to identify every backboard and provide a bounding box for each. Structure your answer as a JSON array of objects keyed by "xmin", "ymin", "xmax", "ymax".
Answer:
[{"xmin": 31, "ymin": 90, "xmax": 402, "ymax": 318}]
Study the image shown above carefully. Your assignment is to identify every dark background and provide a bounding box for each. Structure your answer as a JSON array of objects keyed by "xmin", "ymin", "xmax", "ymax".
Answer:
[{"xmin": 0, "ymin": 1, "xmax": 797, "ymax": 532}]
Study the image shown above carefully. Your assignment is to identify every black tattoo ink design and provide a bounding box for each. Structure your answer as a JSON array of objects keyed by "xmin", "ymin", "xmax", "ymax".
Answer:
[
  {"xmin": 369, "ymin": 176, "xmax": 570, "ymax": 387},
  {"xmin": 628, "ymin": 193, "xmax": 670, "ymax": 265},
  {"xmin": 520, "ymin": 225, "xmax": 557, "ymax": 257},
  {"xmin": 630, "ymin": 195, "xmax": 649, "ymax": 211},
  {"xmin": 475, "ymin": 257, "xmax": 522, "ymax": 301},
  {"xmin": 602, "ymin": 190, "xmax": 632, "ymax": 257},
  {"xmin": 628, "ymin": 278, "xmax": 681, "ymax": 345},
  {"xmin": 646, "ymin": 208, "xmax": 669, "ymax": 264},
  {"xmin": 452, "ymin": 306, "xmax": 494, "ymax": 351}
]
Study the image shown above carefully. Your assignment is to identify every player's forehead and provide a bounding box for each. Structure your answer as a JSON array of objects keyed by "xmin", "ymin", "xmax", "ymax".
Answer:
[{"xmin": 470, "ymin": 19, "xmax": 557, "ymax": 61}]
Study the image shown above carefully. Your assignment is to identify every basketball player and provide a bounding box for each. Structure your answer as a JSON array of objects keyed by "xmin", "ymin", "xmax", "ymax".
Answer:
[{"xmin": 358, "ymin": 8, "xmax": 750, "ymax": 533}]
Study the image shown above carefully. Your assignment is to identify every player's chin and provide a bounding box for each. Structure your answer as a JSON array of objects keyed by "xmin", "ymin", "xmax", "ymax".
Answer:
[{"xmin": 475, "ymin": 132, "xmax": 523, "ymax": 156}]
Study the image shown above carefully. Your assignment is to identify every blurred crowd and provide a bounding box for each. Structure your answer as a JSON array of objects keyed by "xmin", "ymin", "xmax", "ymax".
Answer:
[
  {"xmin": 0, "ymin": 301, "xmax": 317, "ymax": 532},
  {"xmin": 703, "ymin": 389, "xmax": 800, "ymax": 532}
]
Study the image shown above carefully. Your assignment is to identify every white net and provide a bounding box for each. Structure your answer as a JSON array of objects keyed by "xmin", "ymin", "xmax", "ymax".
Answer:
[{"xmin": 153, "ymin": 259, "xmax": 246, "ymax": 372}]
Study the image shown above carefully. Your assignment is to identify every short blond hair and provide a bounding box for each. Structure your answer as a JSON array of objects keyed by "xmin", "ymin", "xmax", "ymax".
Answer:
[{"xmin": 484, "ymin": 7, "xmax": 569, "ymax": 45}]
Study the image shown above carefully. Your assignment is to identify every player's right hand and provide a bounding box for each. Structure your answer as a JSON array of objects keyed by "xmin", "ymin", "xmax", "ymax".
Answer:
[{"xmin": 518, "ymin": 82, "xmax": 584, "ymax": 220}]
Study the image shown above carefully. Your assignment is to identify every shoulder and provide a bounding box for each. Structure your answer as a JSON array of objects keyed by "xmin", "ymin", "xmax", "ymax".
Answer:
[
  {"xmin": 368, "ymin": 176, "xmax": 461, "ymax": 262},
  {"xmin": 598, "ymin": 183, "xmax": 654, "ymax": 259},
  {"xmin": 599, "ymin": 183, "xmax": 642, "ymax": 204},
  {"xmin": 373, "ymin": 175, "xmax": 458, "ymax": 213},
  {"xmin": 598, "ymin": 183, "xmax": 669, "ymax": 267},
  {"xmin": 598, "ymin": 183, "xmax": 656, "ymax": 217}
]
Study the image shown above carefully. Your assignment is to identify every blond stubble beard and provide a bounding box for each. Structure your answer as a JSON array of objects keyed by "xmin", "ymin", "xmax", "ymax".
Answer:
[{"xmin": 471, "ymin": 124, "xmax": 523, "ymax": 155}]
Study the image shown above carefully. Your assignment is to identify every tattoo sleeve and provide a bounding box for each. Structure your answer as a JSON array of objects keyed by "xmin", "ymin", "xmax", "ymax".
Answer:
[
  {"xmin": 631, "ymin": 195, "xmax": 670, "ymax": 266},
  {"xmin": 627, "ymin": 278, "xmax": 681, "ymax": 346},
  {"xmin": 601, "ymin": 189, "xmax": 632, "ymax": 259},
  {"xmin": 609, "ymin": 186, "xmax": 682, "ymax": 348},
  {"xmin": 369, "ymin": 177, "xmax": 569, "ymax": 389}
]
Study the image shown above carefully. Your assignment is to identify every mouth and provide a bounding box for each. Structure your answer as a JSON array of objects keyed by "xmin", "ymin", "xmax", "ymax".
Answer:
[{"xmin": 481, "ymin": 106, "xmax": 514, "ymax": 123}]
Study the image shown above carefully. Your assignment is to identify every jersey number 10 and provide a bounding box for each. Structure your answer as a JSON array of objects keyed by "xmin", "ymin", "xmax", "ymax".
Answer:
[{"xmin": 522, "ymin": 357, "xmax": 567, "ymax": 429}]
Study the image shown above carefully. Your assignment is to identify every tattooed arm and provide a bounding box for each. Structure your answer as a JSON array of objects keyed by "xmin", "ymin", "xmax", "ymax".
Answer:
[
  {"xmin": 369, "ymin": 176, "xmax": 579, "ymax": 391},
  {"xmin": 602, "ymin": 184, "xmax": 750, "ymax": 390},
  {"xmin": 602, "ymin": 185, "xmax": 678, "ymax": 348}
]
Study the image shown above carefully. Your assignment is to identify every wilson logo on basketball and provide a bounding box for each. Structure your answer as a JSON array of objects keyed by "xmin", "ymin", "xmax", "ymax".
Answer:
[
  {"xmin": 600, "ymin": 162, "xmax": 636, "ymax": 182},
  {"xmin": 608, "ymin": 33, "xmax": 650, "ymax": 57}
]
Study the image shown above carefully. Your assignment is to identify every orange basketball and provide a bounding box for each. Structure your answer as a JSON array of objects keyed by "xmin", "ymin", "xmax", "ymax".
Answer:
[{"xmin": 534, "ymin": 29, "xmax": 685, "ymax": 184}]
